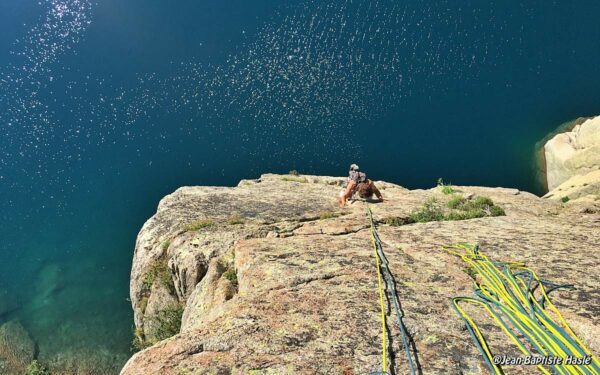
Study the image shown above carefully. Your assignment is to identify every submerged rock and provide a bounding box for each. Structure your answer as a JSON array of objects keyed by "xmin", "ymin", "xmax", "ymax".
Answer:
[
  {"xmin": 0, "ymin": 319, "xmax": 35, "ymax": 374},
  {"xmin": 122, "ymin": 174, "xmax": 599, "ymax": 374},
  {"xmin": 44, "ymin": 347, "xmax": 129, "ymax": 375}
]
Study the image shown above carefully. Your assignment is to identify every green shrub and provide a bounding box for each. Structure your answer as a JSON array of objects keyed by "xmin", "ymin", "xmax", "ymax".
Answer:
[
  {"xmin": 223, "ymin": 268, "xmax": 238, "ymax": 287},
  {"xmin": 132, "ymin": 304, "xmax": 184, "ymax": 351},
  {"xmin": 446, "ymin": 209, "xmax": 486, "ymax": 221},
  {"xmin": 561, "ymin": 196, "xmax": 570, "ymax": 203},
  {"xmin": 490, "ymin": 205, "xmax": 506, "ymax": 216},
  {"xmin": 132, "ymin": 328, "xmax": 153, "ymax": 352},
  {"xmin": 25, "ymin": 361, "xmax": 49, "ymax": 375},
  {"xmin": 227, "ymin": 213, "xmax": 245, "ymax": 225},
  {"xmin": 445, "ymin": 211, "xmax": 468, "ymax": 221},
  {"xmin": 437, "ymin": 178, "xmax": 455, "ymax": 195},
  {"xmin": 185, "ymin": 219, "xmax": 214, "ymax": 231},
  {"xmin": 153, "ymin": 304, "xmax": 184, "ymax": 341},
  {"xmin": 472, "ymin": 196, "xmax": 494, "ymax": 207},
  {"xmin": 447, "ymin": 196, "xmax": 466, "ymax": 209},
  {"xmin": 161, "ymin": 240, "xmax": 171, "ymax": 251},
  {"xmin": 410, "ymin": 198, "xmax": 444, "ymax": 223},
  {"xmin": 142, "ymin": 260, "xmax": 175, "ymax": 295},
  {"xmin": 281, "ymin": 176, "xmax": 308, "ymax": 183},
  {"xmin": 288, "ymin": 169, "xmax": 300, "ymax": 176},
  {"xmin": 411, "ymin": 195, "xmax": 505, "ymax": 223}
]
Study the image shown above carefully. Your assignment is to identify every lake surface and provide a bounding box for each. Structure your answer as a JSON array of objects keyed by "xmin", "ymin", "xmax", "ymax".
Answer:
[{"xmin": 1, "ymin": 0, "xmax": 599, "ymax": 372}]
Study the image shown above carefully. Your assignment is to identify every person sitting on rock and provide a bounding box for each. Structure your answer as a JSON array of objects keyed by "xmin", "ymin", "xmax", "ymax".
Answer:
[{"xmin": 339, "ymin": 164, "xmax": 383, "ymax": 206}]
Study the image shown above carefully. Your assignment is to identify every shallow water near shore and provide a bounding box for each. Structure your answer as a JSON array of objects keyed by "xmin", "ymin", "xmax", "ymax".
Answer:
[{"xmin": 1, "ymin": 1, "xmax": 600, "ymax": 373}]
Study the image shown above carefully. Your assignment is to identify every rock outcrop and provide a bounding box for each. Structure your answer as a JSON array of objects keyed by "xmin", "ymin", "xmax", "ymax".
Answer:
[
  {"xmin": 0, "ymin": 320, "xmax": 35, "ymax": 375},
  {"xmin": 542, "ymin": 116, "xmax": 600, "ymax": 199},
  {"xmin": 122, "ymin": 174, "xmax": 600, "ymax": 374}
]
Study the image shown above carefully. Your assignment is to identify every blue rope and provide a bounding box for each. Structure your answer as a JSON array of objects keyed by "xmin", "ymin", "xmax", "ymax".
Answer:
[{"xmin": 368, "ymin": 207, "xmax": 418, "ymax": 375}]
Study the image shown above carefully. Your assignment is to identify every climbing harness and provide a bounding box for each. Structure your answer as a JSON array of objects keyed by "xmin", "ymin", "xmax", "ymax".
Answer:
[
  {"xmin": 444, "ymin": 243, "xmax": 600, "ymax": 375},
  {"xmin": 367, "ymin": 205, "xmax": 418, "ymax": 375}
]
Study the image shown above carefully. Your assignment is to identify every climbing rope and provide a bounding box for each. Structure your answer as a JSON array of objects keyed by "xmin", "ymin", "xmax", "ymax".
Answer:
[
  {"xmin": 367, "ymin": 205, "xmax": 418, "ymax": 375},
  {"xmin": 373, "ymin": 226, "xmax": 388, "ymax": 374},
  {"xmin": 444, "ymin": 243, "xmax": 600, "ymax": 375}
]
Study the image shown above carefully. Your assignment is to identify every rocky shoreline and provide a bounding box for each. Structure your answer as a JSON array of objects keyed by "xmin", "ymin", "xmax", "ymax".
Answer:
[{"xmin": 538, "ymin": 115, "xmax": 600, "ymax": 203}]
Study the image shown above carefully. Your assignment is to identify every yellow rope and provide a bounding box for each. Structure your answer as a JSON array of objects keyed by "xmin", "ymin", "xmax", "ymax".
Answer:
[
  {"xmin": 372, "ymin": 216, "xmax": 388, "ymax": 373},
  {"xmin": 444, "ymin": 244, "xmax": 599, "ymax": 375}
]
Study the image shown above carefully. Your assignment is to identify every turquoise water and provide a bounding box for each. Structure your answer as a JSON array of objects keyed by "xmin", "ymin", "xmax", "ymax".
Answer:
[{"xmin": 1, "ymin": 0, "xmax": 599, "ymax": 372}]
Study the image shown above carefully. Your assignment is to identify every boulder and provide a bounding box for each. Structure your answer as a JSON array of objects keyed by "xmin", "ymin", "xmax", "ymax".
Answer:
[
  {"xmin": 543, "ymin": 116, "xmax": 600, "ymax": 191},
  {"xmin": 544, "ymin": 169, "xmax": 600, "ymax": 203},
  {"xmin": 0, "ymin": 320, "xmax": 35, "ymax": 374}
]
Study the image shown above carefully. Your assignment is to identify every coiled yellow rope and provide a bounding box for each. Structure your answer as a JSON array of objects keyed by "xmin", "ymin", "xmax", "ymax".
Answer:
[{"xmin": 445, "ymin": 243, "xmax": 599, "ymax": 375}]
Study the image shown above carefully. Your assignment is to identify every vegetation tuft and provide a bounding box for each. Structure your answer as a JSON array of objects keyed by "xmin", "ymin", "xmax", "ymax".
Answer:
[
  {"xmin": 437, "ymin": 178, "xmax": 456, "ymax": 195},
  {"xmin": 142, "ymin": 260, "xmax": 175, "ymax": 295},
  {"xmin": 223, "ymin": 268, "xmax": 238, "ymax": 287},
  {"xmin": 132, "ymin": 327, "xmax": 152, "ymax": 352},
  {"xmin": 153, "ymin": 304, "xmax": 184, "ymax": 341},
  {"xmin": 281, "ymin": 175, "xmax": 308, "ymax": 183},
  {"xmin": 25, "ymin": 361, "xmax": 50, "ymax": 375},
  {"xmin": 561, "ymin": 196, "xmax": 570, "ymax": 203},
  {"xmin": 407, "ymin": 194, "xmax": 505, "ymax": 224},
  {"xmin": 132, "ymin": 302, "xmax": 185, "ymax": 352},
  {"xmin": 227, "ymin": 213, "xmax": 245, "ymax": 225},
  {"xmin": 382, "ymin": 216, "xmax": 412, "ymax": 226},
  {"xmin": 184, "ymin": 219, "xmax": 215, "ymax": 231},
  {"xmin": 288, "ymin": 169, "xmax": 300, "ymax": 176},
  {"xmin": 318, "ymin": 211, "xmax": 338, "ymax": 220},
  {"xmin": 139, "ymin": 296, "xmax": 149, "ymax": 314},
  {"xmin": 409, "ymin": 198, "xmax": 445, "ymax": 223}
]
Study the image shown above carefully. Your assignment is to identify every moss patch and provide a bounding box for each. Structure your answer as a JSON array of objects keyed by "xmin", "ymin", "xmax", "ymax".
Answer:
[
  {"xmin": 318, "ymin": 211, "xmax": 340, "ymax": 220},
  {"xmin": 184, "ymin": 219, "xmax": 215, "ymax": 231}
]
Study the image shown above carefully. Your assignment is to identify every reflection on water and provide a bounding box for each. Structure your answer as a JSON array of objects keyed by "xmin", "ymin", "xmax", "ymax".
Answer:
[{"xmin": 0, "ymin": 0, "xmax": 599, "ymax": 373}]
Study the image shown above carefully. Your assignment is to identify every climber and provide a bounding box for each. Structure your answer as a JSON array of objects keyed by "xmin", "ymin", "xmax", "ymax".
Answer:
[{"xmin": 338, "ymin": 164, "xmax": 383, "ymax": 206}]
